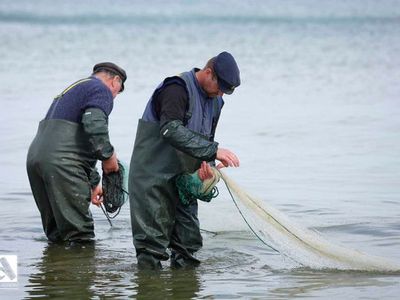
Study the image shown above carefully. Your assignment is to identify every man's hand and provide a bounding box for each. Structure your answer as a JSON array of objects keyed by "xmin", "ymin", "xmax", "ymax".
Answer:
[
  {"xmin": 198, "ymin": 161, "xmax": 214, "ymax": 181},
  {"xmin": 216, "ymin": 148, "xmax": 240, "ymax": 169},
  {"xmin": 91, "ymin": 184, "xmax": 103, "ymax": 207},
  {"xmin": 102, "ymin": 152, "xmax": 119, "ymax": 174}
]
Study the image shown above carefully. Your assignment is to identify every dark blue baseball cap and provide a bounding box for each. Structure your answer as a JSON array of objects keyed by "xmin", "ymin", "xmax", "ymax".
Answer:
[{"xmin": 213, "ymin": 51, "xmax": 241, "ymax": 95}]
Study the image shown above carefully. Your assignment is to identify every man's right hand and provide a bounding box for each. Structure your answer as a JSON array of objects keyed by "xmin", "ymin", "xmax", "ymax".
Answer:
[
  {"xmin": 216, "ymin": 148, "xmax": 240, "ymax": 169},
  {"xmin": 102, "ymin": 152, "xmax": 119, "ymax": 174}
]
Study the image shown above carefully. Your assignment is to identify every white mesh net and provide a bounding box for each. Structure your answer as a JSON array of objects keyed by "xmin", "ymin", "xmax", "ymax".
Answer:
[{"xmin": 220, "ymin": 171, "xmax": 400, "ymax": 272}]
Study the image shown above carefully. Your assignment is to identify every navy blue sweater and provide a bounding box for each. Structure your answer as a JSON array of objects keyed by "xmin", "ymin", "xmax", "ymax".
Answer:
[{"xmin": 45, "ymin": 76, "xmax": 113, "ymax": 123}]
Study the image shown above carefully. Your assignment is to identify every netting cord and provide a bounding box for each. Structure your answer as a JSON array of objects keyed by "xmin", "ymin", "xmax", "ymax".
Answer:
[
  {"xmin": 219, "ymin": 171, "xmax": 280, "ymax": 253},
  {"xmin": 99, "ymin": 188, "xmax": 129, "ymax": 226},
  {"xmin": 100, "ymin": 203, "xmax": 113, "ymax": 227}
]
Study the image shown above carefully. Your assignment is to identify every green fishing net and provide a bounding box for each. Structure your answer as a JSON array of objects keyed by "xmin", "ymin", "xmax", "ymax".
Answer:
[
  {"xmin": 102, "ymin": 161, "xmax": 128, "ymax": 216},
  {"xmin": 176, "ymin": 167, "xmax": 220, "ymax": 206}
]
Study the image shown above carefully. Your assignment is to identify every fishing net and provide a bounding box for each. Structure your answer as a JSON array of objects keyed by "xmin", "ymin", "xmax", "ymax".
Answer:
[
  {"xmin": 220, "ymin": 171, "xmax": 400, "ymax": 272},
  {"xmin": 176, "ymin": 167, "xmax": 220, "ymax": 206},
  {"xmin": 102, "ymin": 161, "xmax": 128, "ymax": 217}
]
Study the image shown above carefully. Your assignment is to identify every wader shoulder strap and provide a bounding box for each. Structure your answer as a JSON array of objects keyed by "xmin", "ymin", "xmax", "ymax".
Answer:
[{"xmin": 54, "ymin": 78, "xmax": 92, "ymax": 100}]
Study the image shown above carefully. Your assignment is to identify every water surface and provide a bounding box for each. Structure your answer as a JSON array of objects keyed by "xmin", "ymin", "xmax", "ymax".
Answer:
[{"xmin": 1, "ymin": 0, "xmax": 399, "ymax": 298}]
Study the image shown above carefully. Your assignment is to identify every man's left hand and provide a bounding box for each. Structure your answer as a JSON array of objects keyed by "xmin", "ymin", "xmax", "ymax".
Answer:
[{"xmin": 198, "ymin": 161, "xmax": 214, "ymax": 181}]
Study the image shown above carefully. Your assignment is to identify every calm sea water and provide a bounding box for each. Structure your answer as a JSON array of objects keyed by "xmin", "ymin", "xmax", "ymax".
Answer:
[{"xmin": 1, "ymin": 0, "xmax": 399, "ymax": 298}]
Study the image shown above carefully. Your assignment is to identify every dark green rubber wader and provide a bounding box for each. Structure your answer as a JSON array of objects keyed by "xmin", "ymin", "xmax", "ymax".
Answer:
[
  {"xmin": 129, "ymin": 119, "xmax": 202, "ymax": 268},
  {"xmin": 27, "ymin": 119, "xmax": 97, "ymax": 242}
]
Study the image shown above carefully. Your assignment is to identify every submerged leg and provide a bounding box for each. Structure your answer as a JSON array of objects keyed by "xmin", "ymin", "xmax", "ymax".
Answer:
[
  {"xmin": 43, "ymin": 164, "xmax": 94, "ymax": 242},
  {"xmin": 130, "ymin": 180, "xmax": 176, "ymax": 269},
  {"xmin": 27, "ymin": 161, "xmax": 61, "ymax": 242},
  {"xmin": 170, "ymin": 201, "xmax": 202, "ymax": 268}
]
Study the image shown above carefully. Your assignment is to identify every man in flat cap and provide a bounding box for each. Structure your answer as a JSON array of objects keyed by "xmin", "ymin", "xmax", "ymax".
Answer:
[
  {"xmin": 129, "ymin": 51, "xmax": 241, "ymax": 269},
  {"xmin": 27, "ymin": 62, "xmax": 127, "ymax": 245}
]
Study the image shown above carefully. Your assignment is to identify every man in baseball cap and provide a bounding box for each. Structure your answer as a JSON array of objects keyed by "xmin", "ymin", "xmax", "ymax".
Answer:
[
  {"xmin": 27, "ymin": 62, "xmax": 127, "ymax": 245},
  {"xmin": 129, "ymin": 51, "xmax": 241, "ymax": 269},
  {"xmin": 93, "ymin": 62, "xmax": 127, "ymax": 93},
  {"xmin": 212, "ymin": 51, "xmax": 241, "ymax": 95}
]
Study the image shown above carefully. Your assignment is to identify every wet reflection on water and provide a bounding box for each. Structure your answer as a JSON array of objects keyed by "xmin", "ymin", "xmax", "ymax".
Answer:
[
  {"xmin": 26, "ymin": 243, "xmax": 97, "ymax": 299},
  {"xmin": 133, "ymin": 269, "xmax": 200, "ymax": 300},
  {"xmin": 24, "ymin": 242, "xmax": 202, "ymax": 299},
  {"xmin": 10, "ymin": 230, "xmax": 399, "ymax": 299}
]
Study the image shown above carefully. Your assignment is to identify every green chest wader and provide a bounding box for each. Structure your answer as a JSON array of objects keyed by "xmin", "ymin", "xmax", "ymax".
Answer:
[
  {"xmin": 27, "ymin": 119, "xmax": 97, "ymax": 242},
  {"xmin": 129, "ymin": 119, "xmax": 203, "ymax": 265}
]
